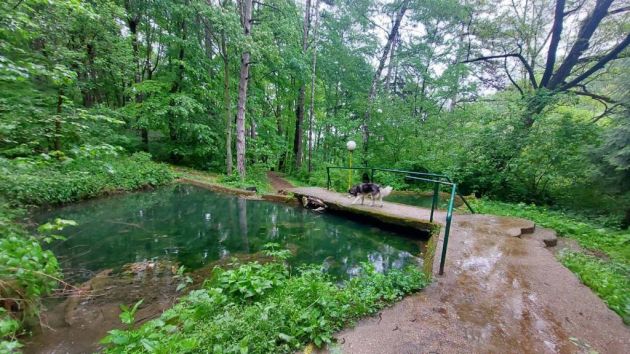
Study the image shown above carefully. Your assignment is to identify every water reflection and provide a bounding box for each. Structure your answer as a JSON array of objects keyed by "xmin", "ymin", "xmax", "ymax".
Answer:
[{"xmin": 35, "ymin": 184, "xmax": 424, "ymax": 282}]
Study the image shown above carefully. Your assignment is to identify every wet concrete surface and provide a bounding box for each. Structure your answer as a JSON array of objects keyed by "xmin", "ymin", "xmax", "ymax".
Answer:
[
  {"xmin": 338, "ymin": 220, "xmax": 629, "ymax": 353},
  {"xmin": 291, "ymin": 188, "xmax": 630, "ymax": 353}
]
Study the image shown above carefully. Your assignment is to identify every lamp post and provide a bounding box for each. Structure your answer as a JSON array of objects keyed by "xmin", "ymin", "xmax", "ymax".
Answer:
[{"xmin": 346, "ymin": 140, "xmax": 356, "ymax": 190}]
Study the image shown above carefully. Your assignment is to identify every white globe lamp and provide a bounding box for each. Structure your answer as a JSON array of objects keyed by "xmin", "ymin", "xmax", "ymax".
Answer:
[{"xmin": 346, "ymin": 140, "xmax": 356, "ymax": 189}]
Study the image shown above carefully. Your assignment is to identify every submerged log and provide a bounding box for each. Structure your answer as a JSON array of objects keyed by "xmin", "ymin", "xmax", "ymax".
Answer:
[{"xmin": 301, "ymin": 196, "xmax": 327, "ymax": 212}]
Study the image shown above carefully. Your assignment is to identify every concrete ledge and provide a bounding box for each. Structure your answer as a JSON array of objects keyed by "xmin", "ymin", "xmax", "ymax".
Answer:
[{"xmin": 291, "ymin": 188, "xmax": 437, "ymax": 237}]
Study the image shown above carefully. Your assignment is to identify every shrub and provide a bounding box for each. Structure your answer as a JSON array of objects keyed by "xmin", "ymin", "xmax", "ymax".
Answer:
[
  {"xmin": 0, "ymin": 152, "xmax": 174, "ymax": 205},
  {"xmin": 0, "ymin": 204, "xmax": 67, "ymax": 350},
  {"xmin": 102, "ymin": 261, "xmax": 429, "ymax": 353}
]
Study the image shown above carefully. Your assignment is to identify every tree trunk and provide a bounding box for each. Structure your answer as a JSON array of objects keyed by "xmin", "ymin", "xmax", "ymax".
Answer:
[
  {"xmin": 126, "ymin": 8, "xmax": 149, "ymax": 151},
  {"xmin": 293, "ymin": 0, "xmax": 312, "ymax": 170},
  {"xmin": 361, "ymin": 0, "xmax": 409, "ymax": 165},
  {"xmin": 221, "ymin": 35, "xmax": 233, "ymax": 175},
  {"xmin": 621, "ymin": 208, "xmax": 630, "ymax": 230},
  {"xmin": 307, "ymin": 0, "xmax": 320, "ymax": 173},
  {"xmin": 236, "ymin": 0, "xmax": 253, "ymax": 180},
  {"xmin": 54, "ymin": 89, "xmax": 63, "ymax": 151}
]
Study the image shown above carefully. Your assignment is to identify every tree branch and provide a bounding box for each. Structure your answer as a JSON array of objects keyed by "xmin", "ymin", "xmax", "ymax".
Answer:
[
  {"xmin": 608, "ymin": 6, "xmax": 630, "ymax": 16},
  {"xmin": 570, "ymin": 88, "xmax": 617, "ymax": 104},
  {"xmin": 563, "ymin": 0, "xmax": 586, "ymax": 16},
  {"xmin": 540, "ymin": 0, "xmax": 566, "ymax": 87},
  {"xmin": 548, "ymin": 0, "xmax": 615, "ymax": 89},
  {"xmin": 504, "ymin": 58, "xmax": 524, "ymax": 97},
  {"xmin": 591, "ymin": 104, "xmax": 621, "ymax": 123},
  {"xmin": 462, "ymin": 53, "xmax": 538, "ymax": 88},
  {"xmin": 562, "ymin": 32, "xmax": 630, "ymax": 90}
]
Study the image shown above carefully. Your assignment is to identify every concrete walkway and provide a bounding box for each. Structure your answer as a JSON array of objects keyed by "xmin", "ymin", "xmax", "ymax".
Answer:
[{"xmin": 290, "ymin": 187, "xmax": 630, "ymax": 353}]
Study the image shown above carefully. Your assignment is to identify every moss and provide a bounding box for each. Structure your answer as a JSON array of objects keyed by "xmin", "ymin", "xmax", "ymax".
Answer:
[{"xmin": 423, "ymin": 227, "xmax": 440, "ymax": 277}]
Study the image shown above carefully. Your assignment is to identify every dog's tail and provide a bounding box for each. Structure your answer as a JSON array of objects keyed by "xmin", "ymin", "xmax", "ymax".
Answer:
[{"xmin": 380, "ymin": 186, "xmax": 393, "ymax": 198}]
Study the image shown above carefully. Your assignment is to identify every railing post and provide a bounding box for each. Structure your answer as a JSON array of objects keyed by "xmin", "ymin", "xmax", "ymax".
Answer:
[
  {"xmin": 370, "ymin": 168, "xmax": 375, "ymax": 183},
  {"xmin": 439, "ymin": 184, "xmax": 457, "ymax": 275},
  {"xmin": 430, "ymin": 182, "xmax": 439, "ymax": 222},
  {"xmin": 326, "ymin": 167, "xmax": 331, "ymax": 190},
  {"xmin": 458, "ymin": 191, "xmax": 475, "ymax": 214}
]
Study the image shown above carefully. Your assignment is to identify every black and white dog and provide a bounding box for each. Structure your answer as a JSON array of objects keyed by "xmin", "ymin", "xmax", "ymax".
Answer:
[{"xmin": 348, "ymin": 183, "xmax": 393, "ymax": 207}]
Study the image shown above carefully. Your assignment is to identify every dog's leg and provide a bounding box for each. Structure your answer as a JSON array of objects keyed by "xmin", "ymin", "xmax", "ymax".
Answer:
[
  {"xmin": 351, "ymin": 195, "xmax": 361, "ymax": 205},
  {"xmin": 361, "ymin": 195, "xmax": 364, "ymax": 205}
]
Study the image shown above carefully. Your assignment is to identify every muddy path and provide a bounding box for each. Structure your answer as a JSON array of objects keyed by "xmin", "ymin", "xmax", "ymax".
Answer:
[
  {"xmin": 267, "ymin": 171, "xmax": 294, "ymax": 193},
  {"xmin": 326, "ymin": 214, "xmax": 630, "ymax": 353}
]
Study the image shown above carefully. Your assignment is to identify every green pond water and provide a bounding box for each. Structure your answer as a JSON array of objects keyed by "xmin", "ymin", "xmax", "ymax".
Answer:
[
  {"xmin": 384, "ymin": 191, "xmax": 449, "ymax": 209},
  {"xmin": 36, "ymin": 184, "xmax": 425, "ymax": 282}
]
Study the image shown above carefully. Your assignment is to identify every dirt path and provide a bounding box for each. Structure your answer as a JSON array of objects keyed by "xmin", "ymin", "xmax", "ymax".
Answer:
[
  {"xmin": 267, "ymin": 171, "xmax": 294, "ymax": 193},
  {"xmin": 290, "ymin": 188, "xmax": 630, "ymax": 353},
  {"xmin": 331, "ymin": 216, "xmax": 630, "ymax": 353}
]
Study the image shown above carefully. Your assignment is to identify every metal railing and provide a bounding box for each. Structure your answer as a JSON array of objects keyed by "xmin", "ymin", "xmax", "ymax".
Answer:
[
  {"xmin": 325, "ymin": 166, "xmax": 473, "ymax": 275},
  {"xmin": 325, "ymin": 166, "xmax": 474, "ymax": 214}
]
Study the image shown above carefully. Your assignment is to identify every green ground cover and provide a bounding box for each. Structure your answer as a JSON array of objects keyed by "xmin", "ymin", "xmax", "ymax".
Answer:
[
  {"xmin": 0, "ymin": 150, "xmax": 174, "ymax": 350},
  {"xmin": 102, "ymin": 249, "xmax": 429, "ymax": 353}
]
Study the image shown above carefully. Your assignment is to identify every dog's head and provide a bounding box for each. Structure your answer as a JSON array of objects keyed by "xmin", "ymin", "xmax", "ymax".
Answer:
[{"xmin": 348, "ymin": 185, "xmax": 359, "ymax": 197}]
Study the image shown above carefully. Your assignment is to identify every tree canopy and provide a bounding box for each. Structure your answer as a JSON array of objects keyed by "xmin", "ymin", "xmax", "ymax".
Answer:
[{"xmin": 1, "ymin": 0, "xmax": 629, "ymax": 224}]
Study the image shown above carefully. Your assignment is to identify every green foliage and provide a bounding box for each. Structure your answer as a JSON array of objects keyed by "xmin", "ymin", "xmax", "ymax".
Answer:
[
  {"xmin": 119, "ymin": 300, "xmax": 145, "ymax": 327},
  {"xmin": 0, "ymin": 151, "xmax": 173, "ymax": 205},
  {"xmin": 0, "ymin": 204, "xmax": 66, "ymax": 349},
  {"xmin": 102, "ymin": 261, "xmax": 429, "ymax": 353},
  {"xmin": 560, "ymin": 251, "xmax": 630, "ymax": 324},
  {"xmin": 218, "ymin": 165, "xmax": 271, "ymax": 193}
]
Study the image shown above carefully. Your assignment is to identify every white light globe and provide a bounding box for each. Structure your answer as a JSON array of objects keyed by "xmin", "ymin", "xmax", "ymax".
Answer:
[{"xmin": 346, "ymin": 140, "xmax": 356, "ymax": 151}]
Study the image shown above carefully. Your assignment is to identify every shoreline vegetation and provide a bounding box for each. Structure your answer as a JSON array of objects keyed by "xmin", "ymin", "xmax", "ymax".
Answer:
[{"xmin": 1, "ymin": 160, "xmax": 629, "ymax": 351}]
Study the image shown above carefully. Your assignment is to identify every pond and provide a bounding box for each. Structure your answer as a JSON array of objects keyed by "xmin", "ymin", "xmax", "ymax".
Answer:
[
  {"xmin": 36, "ymin": 184, "xmax": 425, "ymax": 282},
  {"xmin": 384, "ymin": 190, "xmax": 462, "ymax": 210}
]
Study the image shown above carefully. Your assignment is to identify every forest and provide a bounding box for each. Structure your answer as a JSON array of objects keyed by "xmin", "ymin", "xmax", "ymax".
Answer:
[{"xmin": 1, "ymin": 0, "xmax": 629, "ymax": 352}]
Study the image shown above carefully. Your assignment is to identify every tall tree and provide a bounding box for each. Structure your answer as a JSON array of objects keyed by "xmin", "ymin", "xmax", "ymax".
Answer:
[
  {"xmin": 307, "ymin": 0, "xmax": 321, "ymax": 172},
  {"xmin": 463, "ymin": 0, "xmax": 630, "ymax": 127},
  {"xmin": 293, "ymin": 0, "xmax": 313, "ymax": 169},
  {"xmin": 236, "ymin": 0, "xmax": 253, "ymax": 179},
  {"xmin": 361, "ymin": 0, "xmax": 409, "ymax": 164}
]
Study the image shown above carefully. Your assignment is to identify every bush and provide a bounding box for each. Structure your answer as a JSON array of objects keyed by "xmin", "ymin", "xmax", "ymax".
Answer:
[
  {"xmin": 0, "ymin": 204, "xmax": 67, "ymax": 350},
  {"xmin": 0, "ymin": 151, "xmax": 174, "ymax": 205},
  {"xmin": 102, "ymin": 261, "xmax": 429, "ymax": 353}
]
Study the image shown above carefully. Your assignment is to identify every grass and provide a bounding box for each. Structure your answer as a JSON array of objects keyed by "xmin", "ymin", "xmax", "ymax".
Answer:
[
  {"xmin": 172, "ymin": 165, "xmax": 273, "ymax": 194},
  {"xmin": 469, "ymin": 199, "xmax": 630, "ymax": 323}
]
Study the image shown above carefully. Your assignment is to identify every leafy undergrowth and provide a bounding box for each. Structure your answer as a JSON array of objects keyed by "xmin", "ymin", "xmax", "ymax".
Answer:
[
  {"xmin": 469, "ymin": 199, "xmax": 630, "ymax": 323},
  {"xmin": 0, "ymin": 147, "xmax": 174, "ymax": 350},
  {"xmin": 102, "ymin": 256, "xmax": 429, "ymax": 353},
  {"xmin": 217, "ymin": 167, "xmax": 272, "ymax": 194},
  {"xmin": 560, "ymin": 251, "xmax": 630, "ymax": 324},
  {"xmin": 0, "ymin": 204, "xmax": 71, "ymax": 352},
  {"xmin": 0, "ymin": 149, "xmax": 174, "ymax": 206}
]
